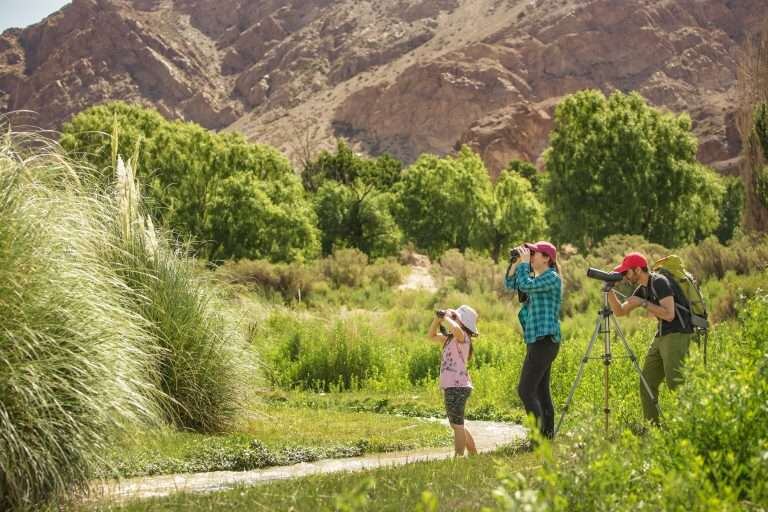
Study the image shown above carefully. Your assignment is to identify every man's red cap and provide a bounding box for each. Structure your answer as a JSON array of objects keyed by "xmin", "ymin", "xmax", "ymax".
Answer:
[
  {"xmin": 613, "ymin": 252, "xmax": 648, "ymax": 273},
  {"xmin": 525, "ymin": 241, "xmax": 557, "ymax": 262}
]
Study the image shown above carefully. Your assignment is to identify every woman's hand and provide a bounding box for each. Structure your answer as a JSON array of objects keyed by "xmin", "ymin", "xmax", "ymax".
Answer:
[{"xmin": 518, "ymin": 246, "xmax": 531, "ymax": 264}]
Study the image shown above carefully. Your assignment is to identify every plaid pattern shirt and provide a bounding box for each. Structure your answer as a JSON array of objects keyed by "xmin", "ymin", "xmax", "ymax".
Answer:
[{"xmin": 505, "ymin": 263, "xmax": 562, "ymax": 344}]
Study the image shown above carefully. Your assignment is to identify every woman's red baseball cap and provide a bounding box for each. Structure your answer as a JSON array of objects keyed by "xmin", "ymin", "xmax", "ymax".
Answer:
[
  {"xmin": 613, "ymin": 252, "xmax": 649, "ymax": 273},
  {"xmin": 524, "ymin": 241, "xmax": 557, "ymax": 262}
]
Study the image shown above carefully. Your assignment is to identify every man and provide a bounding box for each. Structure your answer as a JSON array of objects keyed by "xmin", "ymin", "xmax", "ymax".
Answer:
[{"xmin": 607, "ymin": 252, "xmax": 693, "ymax": 425}]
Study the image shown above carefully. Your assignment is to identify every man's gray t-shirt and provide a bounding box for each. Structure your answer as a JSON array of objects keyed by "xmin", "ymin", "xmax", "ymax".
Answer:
[{"xmin": 632, "ymin": 273, "xmax": 692, "ymax": 336}]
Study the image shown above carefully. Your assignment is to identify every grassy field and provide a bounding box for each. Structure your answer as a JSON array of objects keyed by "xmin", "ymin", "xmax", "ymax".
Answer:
[{"xmin": 98, "ymin": 405, "xmax": 452, "ymax": 478}]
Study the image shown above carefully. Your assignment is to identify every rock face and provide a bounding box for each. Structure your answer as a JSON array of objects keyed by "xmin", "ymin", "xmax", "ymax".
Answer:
[{"xmin": 1, "ymin": 0, "xmax": 764, "ymax": 174}]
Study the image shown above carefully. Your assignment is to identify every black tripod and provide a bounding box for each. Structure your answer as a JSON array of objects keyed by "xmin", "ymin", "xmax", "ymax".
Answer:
[{"xmin": 555, "ymin": 285, "xmax": 660, "ymax": 436}]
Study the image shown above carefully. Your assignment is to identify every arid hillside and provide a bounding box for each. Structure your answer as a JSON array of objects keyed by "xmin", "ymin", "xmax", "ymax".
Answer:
[{"xmin": 1, "ymin": 0, "xmax": 764, "ymax": 174}]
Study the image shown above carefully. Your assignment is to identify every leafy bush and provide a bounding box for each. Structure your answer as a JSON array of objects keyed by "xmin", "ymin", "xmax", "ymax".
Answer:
[
  {"xmin": 492, "ymin": 296, "xmax": 768, "ymax": 511},
  {"xmin": 60, "ymin": 101, "xmax": 319, "ymax": 262},
  {"xmin": 681, "ymin": 235, "xmax": 768, "ymax": 281},
  {"xmin": 407, "ymin": 346, "xmax": 441, "ymax": 384},
  {"xmin": 434, "ymin": 249, "xmax": 503, "ymax": 295},
  {"xmin": 215, "ymin": 259, "xmax": 315, "ymax": 303},
  {"xmin": 394, "ymin": 146, "xmax": 493, "ymax": 258},
  {"xmin": 366, "ymin": 257, "xmax": 405, "ymax": 287},
  {"xmin": 262, "ymin": 318, "xmax": 384, "ymax": 392},
  {"xmin": 322, "ymin": 248, "xmax": 370, "ymax": 288},
  {"xmin": 0, "ymin": 134, "xmax": 159, "ymax": 510}
]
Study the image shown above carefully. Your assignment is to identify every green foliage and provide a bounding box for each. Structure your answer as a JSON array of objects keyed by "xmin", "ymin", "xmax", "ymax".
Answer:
[
  {"xmin": 110, "ymin": 155, "xmax": 245, "ymax": 433},
  {"xmin": 434, "ymin": 249, "xmax": 505, "ymax": 295},
  {"xmin": 321, "ymin": 248, "xmax": 370, "ymax": 288},
  {"xmin": 492, "ymin": 297, "xmax": 768, "ymax": 511},
  {"xmin": 407, "ymin": 346, "xmax": 441, "ymax": 384},
  {"xmin": 314, "ymin": 181, "xmax": 402, "ymax": 258},
  {"xmin": 206, "ymin": 171, "xmax": 319, "ymax": 261},
  {"xmin": 261, "ymin": 316, "xmax": 385, "ymax": 392},
  {"xmin": 680, "ymin": 234, "xmax": 768, "ymax": 281},
  {"xmin": 0, "ymin": 134, "xmax": 159, "ymax": 510},
  {"xmin": 489, "ymin": 170, "xmax": 548, "ymax": 262},
  {"xmin": 504, "ymin": 158, "xmax": 541, "ymax": 193},
  {"xmin": 215, "ymin": 259, "xmax": 314, "ymax": 303},
  {"xmin": 753, "ymin": 103, "xmax": 768, "ymax": 209},
  {"xmin": 544, "ymin": 90, "xmax": 726, "ymax": 249},
  {"xmin": 714, "ymin": 176, "xmax": 744, "ymax": 243},
  {"xmin": 395, "ymin": 146, "xmax": 494, "ymax": 258},
  {"xmin": 306, "ymin": 142, "xmax": 403, "ymax": 258},
  {"xmin": 301, "ymin": 139, "xmax": 403, "ymax": 192},
  {"xmin": 115, "ymin": 239, "xmax": 243, "ymax": 433},
  {"xmin": 754, "ymin": 102, "xmax": 768, "ymax": 158},
  {"xmin": 60, "ymin": 101, "xmax": 318, "ymax": 262},
  {"xmin": 59, "ymin": 100, "xmax": 166, "ymax": 185}
]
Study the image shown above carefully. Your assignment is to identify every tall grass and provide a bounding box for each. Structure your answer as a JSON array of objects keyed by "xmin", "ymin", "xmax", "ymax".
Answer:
[
  {"xmin": 0, "ymin": 132, "xmax": 159, "ymax": 510},
  {"xmin": 109, "ymin": 156, "xmax": 246, "ymax": 433},
  {"xmin": 0, "ymin": 129, "xmax": 249, "ymax": 509}
]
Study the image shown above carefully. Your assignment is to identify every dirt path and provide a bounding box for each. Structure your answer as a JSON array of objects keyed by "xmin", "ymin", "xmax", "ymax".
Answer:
[
  {"xmin": 397, "ymin": 254, "xmax": 438, "ymax": 293},
  {"xmin": 93, "ymin": 420, "xmax": 526, "ymax": 502}
]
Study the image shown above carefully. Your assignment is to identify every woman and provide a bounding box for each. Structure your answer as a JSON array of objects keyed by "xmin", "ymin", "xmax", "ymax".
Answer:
[
  {"xmin": 505, "ymin": 241, "xmax": 562, "ymax": 439},
  {"xmin": 427, "ymin": 304, "xmax": 479, "ymax": 457}
]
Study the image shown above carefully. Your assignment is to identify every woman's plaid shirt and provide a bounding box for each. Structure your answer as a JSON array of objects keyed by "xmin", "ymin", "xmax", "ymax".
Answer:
[{"xmin": 504, "ymin": 263, "xmax": 562, "ymax": 344}]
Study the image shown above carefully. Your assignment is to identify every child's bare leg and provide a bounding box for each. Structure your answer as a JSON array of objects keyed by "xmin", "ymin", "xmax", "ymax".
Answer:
[
  {"xmin": 464, "ymin": 427, "xmax": 477, "ymax": 455},
  {"xmin": 451, "ymin": 423, "xmax": 467, "ymax": 456}
]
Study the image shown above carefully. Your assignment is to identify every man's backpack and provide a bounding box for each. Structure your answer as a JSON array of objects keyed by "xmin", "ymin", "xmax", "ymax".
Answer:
[
  {"xmin": 651, "ymin": 255, "xmax": 709, "ymax": 332},
  {"xmin": 649, "ymin": 254, "xmax": 710, "ymax": 364}
]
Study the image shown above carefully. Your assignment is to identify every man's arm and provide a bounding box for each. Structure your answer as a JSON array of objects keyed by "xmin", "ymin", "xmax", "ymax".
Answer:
[
  {"xmin": 608, "ymin": 290, "xmax": 675, "ymax": 320},
  {"xmin": 608, "ymin": 289, "xmax": 643, "ymax": 317},
  {"xmin": 645, "ymin": 295, "xmax": 675, "ymax": 322}
]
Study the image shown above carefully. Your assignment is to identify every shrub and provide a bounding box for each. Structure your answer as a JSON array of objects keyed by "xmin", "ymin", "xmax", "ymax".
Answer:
[
  {"xmin": 366, "ymin": 257, "xmax": 405, "ymax": 287},
  {"xmin": 111, "ymin": 158, "xmax": 244, "ymax": 433},
  {"xmin": 322, "ymin": 248, "xmax": 369, "ymax": 288},
  {"xmin": 407, "ymin": 346, "xmax": 441, "ymax": 384},
  {"xmin": 0, "ymin": 134, "xmax": 159, "ymax": 509},
  {"xmin": 215, "ymin": 259, "xmax": 315, "ymax": 303},
  {"xmin": 681, "ymin": 235, "xmax": 768, "ymax": 281},
  {"xmin": 264, "ymin": 318, "xmax": 384, "ymax": 392},
  {"xmin": 434, "ymin": 249, "xmax": 502, "ymax": 295}
]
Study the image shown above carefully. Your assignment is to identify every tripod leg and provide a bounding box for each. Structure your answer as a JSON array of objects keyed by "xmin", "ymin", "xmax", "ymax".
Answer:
[
  {"xmin": 555, "ymin": 314, "xmax": 602, "ymax": 437},
  {"xmin": 610, "ymin": 317, "xmax": 661, "ymax": 421}
]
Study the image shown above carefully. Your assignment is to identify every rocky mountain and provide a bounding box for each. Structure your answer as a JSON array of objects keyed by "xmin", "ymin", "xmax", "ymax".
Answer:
[{"xmin": 1, "ymin": 0, "xmax": 765, "ymax": 175}]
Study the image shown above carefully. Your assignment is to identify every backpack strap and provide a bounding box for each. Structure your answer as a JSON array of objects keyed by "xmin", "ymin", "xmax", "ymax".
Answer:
[{"xmin": 649, "ymin": 272, "xmax": 689, "ymax": 331}]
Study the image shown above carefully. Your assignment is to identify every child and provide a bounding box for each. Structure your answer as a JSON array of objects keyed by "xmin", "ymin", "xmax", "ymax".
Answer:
[{"xmin": 427, "ymin": 304, "xmax": 479, "ymax": 456}]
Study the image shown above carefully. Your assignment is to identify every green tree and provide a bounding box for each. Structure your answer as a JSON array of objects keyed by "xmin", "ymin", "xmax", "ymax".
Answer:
[
  {"xmin": 752, "ymin": 102, "xmax": 768, "ymax": 210},
  {"xmin": 489, "ymin": 170, "xmax": 548, "ymax": 262},
  {"xmin": 60, "ymin": 101, "xmax": 318, "ymax": 261},
  {"xmin": 543, "ymin": 90, "xmax": 725, "ymax": 249},
  {"xmin": 301, "ymin": 139, "xmax": 403, "ymax": 192},
  {"xmin": 206, "ymin": 172, "xmax": 319, "ymax": 261},
  {"xmin": 505, "ymin": 159, "xmax": 542, "ymax": 194},
  {"xmin": 304, "ymin": 140, "xmax": 403, "ymax": 257},
  {"xmin": 394, "ymin": 146, "xmax": 493, "ymax": 258},
  {"xmin": 314, "ymin": 181, "xmax": 401, "ymax": 258},
  {"xmin": 714, "ymin": 176, "xmax": 744, "ymax": 243}
]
